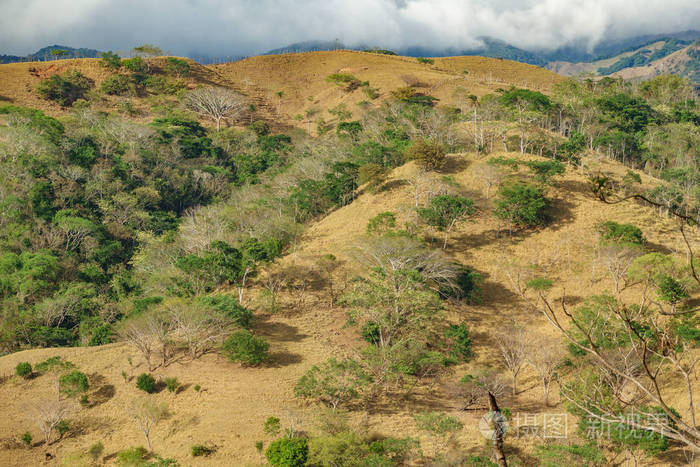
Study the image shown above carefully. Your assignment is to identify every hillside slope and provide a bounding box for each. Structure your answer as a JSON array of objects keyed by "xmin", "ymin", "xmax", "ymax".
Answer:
[{"xmin": 0, "ymin": 148, "xmax": 694, "ymax": 466}]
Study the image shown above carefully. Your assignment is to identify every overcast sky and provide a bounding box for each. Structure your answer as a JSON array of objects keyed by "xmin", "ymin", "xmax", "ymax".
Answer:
[{"xmin": 1, "ymin": 0, "xmax": 699, "ymax": 57}]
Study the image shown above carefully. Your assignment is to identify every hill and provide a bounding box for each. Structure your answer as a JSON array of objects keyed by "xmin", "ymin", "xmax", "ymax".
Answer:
[
  {"xmin": 0, "ymin": 49, "xmax": 699, "ymax": 466},
  {"xmin": 0, "ymin": 51, "xmax": 563, "ymax": 130},
  {"xmin": 1, "ymin": 147, "xmax": 695, "ymax": 465},
  {"xmin": 0, "ymin": 45, "xmax": 102, "ymax": 65}
]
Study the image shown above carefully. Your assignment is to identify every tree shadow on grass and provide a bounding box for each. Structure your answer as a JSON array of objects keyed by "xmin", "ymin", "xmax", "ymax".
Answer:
[
  {"xmin": 266, "ymin": 351, "xmax": 304, "ymax": 368},
  {"xmin": 255, "ymin": 316, "xmax": 310, "ymax": 343}
]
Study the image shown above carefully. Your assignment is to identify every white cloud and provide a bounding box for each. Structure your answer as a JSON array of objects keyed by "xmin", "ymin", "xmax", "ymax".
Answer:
[{"xmin": 1, "ymin": 0, "xmax": 698, "ymax": 56}]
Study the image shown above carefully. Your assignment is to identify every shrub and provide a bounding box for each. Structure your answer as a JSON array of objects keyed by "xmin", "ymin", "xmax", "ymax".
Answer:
[
  {"xmin": 524, "ymin": 160, "xmax": 565, "ymax": 184},
  {"xmin": 222, "ymin": 330, "xmax": 269, "ymax": 366},
  {"xmin": 326, "ymin": 73, "xmax": 362, "ymax": 92},
  {"xmin": 294, "ymin": 358, "xmax": 372, "ymax": 409},
  {"xmin": 55, "ymin": 419, "xmax": 70, "ymax": 438},
  {"xmin": 164, "ymin": 377, "xmax": 179, "ymax": 393},
  {"xmin": 250, "ymin": 120, "xmax": 271, "ymax": 136},
  {"xmin": 445, "ymin": 324, "xmax": 473, "ymax": 362},
  {"xmin": 122, "ymin": 57, "xmax": 147, "ymax": 73},
  {"xmin": 265, "ymin": 437, "xmax": 309, "ymax": 467},
  {"xmin": 196, "ymin": 295, "xmax": 252, "ymax": 328},
  {"xmin": 20, "ymin": 432, "xmax": 32, "ymax": 446},
  {"xmin": 656, "ymin": 275, "xmax": 689, "ymax": 304},
  {"xmin": 417, "ymin": 57, "xmax": 434, "ymax": 64},
  {"xmin": 116, "ymin": 446, "xmax": 148, "ymax": 465},
  {"xmin": 15, "ymin": 362, "xmax": 32, "ymax": 378},
  {"xmin": 100, "ymin": 74, "xmax": 132, "ymax": 95},
  {"xmin": 494, "ymin": 184, "xmax": 549, "ymax": 229},
  {"xmin": 166, "ymin": 57, "xmax": 190, "ymax": 77},
  {"xmin": 35, "ymin": 356, "xmax": 74, "ymax": 374},
  {"xmin": 101, "ymin": 51, "xmax": 122, "ymax": 70},
  {"xmin": 408, "ymin": 140, "xmax": 446, "ymax": 171},
  {"xmin": 534, "ymin": 442, "xmax": 606, "ymax": 466},
  {"xmin": 191, "ymin": 444, "xmax": 215, "ymax": 456},
  {"xmin": 597, "ymin": 221, "xmax": 645, "ymax": 246},
  {"xmin": 59, "ymin": 371, "xmax": 89, "ymax": 398},
  {"xmin": 136, "ymin": 373, "xmax": 157, "ymax": 393},
  {"xmin": 36, "ymin": 70, "xmax": 93, "ymax": 106},
  {"xmin": 89, "ymin": 441, "xmax": 104, "ymax": 460},
  {"xmin": 264, "ymin": 416, "xmax": 281, "ymax": 436},
  {"xmin": 441, "ymin": 266, "xmax": 481, "ymax": 301},
  {"xmin": 366, "ymin": 212, "xmax": 396, "ymax": 235}
]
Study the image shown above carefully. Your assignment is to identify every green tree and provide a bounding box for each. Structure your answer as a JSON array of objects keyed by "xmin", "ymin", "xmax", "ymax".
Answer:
[
  {"xmin": 222, "ymin": 330, "xmax": 269, "ymax": 366},
  {"xmin": 418, "ymin": 195, "xmax": 475, "ymax": 248},
  {"xmin": 266, "ymin": 437, "xmax": 308, "ymax": 467},
  {"xmin": 100, "ymin": 51, "xmax": 121, "ymax": 70},
  {"xmin": 36, "ymin": 71, "xmax": 93, "ymax": 106},
  {"xmin": 494, "ymin": 184, "xmax": 549, "ymax": 231},
  {"xmin": 294, "ymin": 358, "xmax": 371, "ymax": 410}
]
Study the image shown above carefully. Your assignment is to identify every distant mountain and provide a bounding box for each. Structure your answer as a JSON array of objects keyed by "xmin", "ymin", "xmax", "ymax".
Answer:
[
  {"xmin": 261, "ymin": 31, "xmax": 700, "ymax": 84},
  {"xmin": 0, "ymin": 44, "xmax": 102, "ymax": 64}
]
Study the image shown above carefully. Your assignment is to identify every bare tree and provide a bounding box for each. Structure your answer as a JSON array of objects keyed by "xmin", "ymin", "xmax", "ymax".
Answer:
[
  {"xmin": 119, "ymin": 312, "xmax": 172, "ymax": 370},
  {"xmin": 475, "ymin": 164, "xmax": 504, "ymax": 199},
  {"xmin": 527, "ymin": 340, "xmax": 562, "ymax": 406},
  {"xmin": 598, "ymin": 244, "xmax": 642, "ymax": 294},
  {"xmin": 449, "ymin": 372, "xmax": 508, "ymax": 410},
  {"xmin": 169, "ymin": 304, "xmax": 231, "ymax": 359},
  {"xmin": 496, "ymin": 328, "xmax": 527, "ymax": 396},
  {"xmin": 127, "ymin": 397, "xmax": 169, "ymax": 451},
  {"xmin": 184, "ymin": 86, "xmax": 246, "ymax": 131},
  {"xmin": 29, "ymin": 396, "xmax": 72, "ymax": 445}
]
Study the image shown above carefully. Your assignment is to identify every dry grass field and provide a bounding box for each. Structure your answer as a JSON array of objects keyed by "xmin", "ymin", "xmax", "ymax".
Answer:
[{"xmin": 0, "ymin": 51, "xmax": 695, "ymax": 466}]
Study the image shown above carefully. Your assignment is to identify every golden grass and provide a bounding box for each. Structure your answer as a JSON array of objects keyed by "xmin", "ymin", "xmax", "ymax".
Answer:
[{"xmin": 0, "ymin": 147, "xmax": 696, "ymax": 465}]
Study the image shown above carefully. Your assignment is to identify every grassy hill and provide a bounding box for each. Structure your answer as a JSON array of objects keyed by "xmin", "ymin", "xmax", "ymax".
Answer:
[
  {"xmin": 1, "ymin": 147, "xmax": 695, "ymax": 466},
  {"xmin": 0, "ymin": 50, "xmax": 698, "ymax": 466}
]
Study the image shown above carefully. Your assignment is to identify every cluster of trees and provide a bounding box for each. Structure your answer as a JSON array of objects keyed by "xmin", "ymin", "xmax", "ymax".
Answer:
[{"xmin": 0, "ymin": 103, "xmax": 298, "ymax": 352}]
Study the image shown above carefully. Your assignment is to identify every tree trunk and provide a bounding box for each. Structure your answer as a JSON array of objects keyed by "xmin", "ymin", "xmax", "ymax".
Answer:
[{"xmin": 488, "ymin": 392, "xmax": 508, "ymax": 467}]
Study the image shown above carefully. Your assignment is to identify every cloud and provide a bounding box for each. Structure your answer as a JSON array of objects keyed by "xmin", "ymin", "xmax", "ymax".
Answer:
[{"xmin": 1, "ymin": 0, "xmax": 698, "ymax": 56}]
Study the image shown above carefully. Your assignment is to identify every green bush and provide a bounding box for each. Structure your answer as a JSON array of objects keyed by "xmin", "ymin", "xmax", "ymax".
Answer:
[
  {"xmin": 55, "ymin": 419, "xmax": 70, "ymax": 438},
  {"xmin": 249, "ymin": 120, "xmax": 271, "ymax": 136},
  {"xmin": 222, "ymin": 330, "xmax": 269, "ymax": 366},
  {"xmin": 164, "ymin": 377, "xmax": 179, "ymax": 393},
  {"xmin": 89, "ymin": 441, "xmax": 104, "ymax": 460},
  {"xmin": 101, "ymin": 74, "xmax": 132, "ymax": 95},
  {"xmin": 116, "ymin": 446, "xmax": 148, "ymax": 466},
  {"xmin": 34, "ymin": 356, "xmax": 74, "ymax": 374},
  {"xmin": 417, "ymin": 57, "xmax": 434, "ymax": 64},
  {"xmin": 136, "ymin": 373, "xmax": 157, "ymax": 393},
  {"xmin": 264, "ymin": 416, "xmax": 282, "ymax": 436},
  {"xmin": 122, "ymin": 57, "xmax": 147, "ymax": 73},
  {"xmin": 58, "ymin": 371, "xmax": 89, "ymax": 398},
  {"xmin": 191, "ymin": 444, "xmax": 215, "ymax": 456},
  {"xmin": 20, "ymin": 432, "xmax": 32, "ymax": 446},
  {"xmin": 494, "ymin": 184, "xmax": 550, "ymax": 228},
  {"xmin": 533, "ymin": 442, "xmax": 606, "ymax": 466},
  {"xmin": 265, "ymin": 437, "xmax": 309, "ymax": 467},
  {"xmin": 445, "ymin": 324, "xmax": 473, "ymax": 362},
  {"xmin": 15, "ymin": 362, "xmax": 32, "ymax": 378},
  {"xmin": 656, "ymin": 275, "xmax": 689, "ymax": 304},
  {"xmin": 597, "ymin": 221, "xmax": 645, "ymax": 246},
  {"xmin": 166, "ymin": 57, "xmax": 190, "ymax": 77},
  {"xmin": 100, "ymin": 51, "xmax": 122, "ymax": 70},
  {"xmin": 36, "ymin": 70, "xmax": 94, "ymax": 106},
  {"xmin": 196, "ymin": 295, "xmax": 252, "ymax": 328}
]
